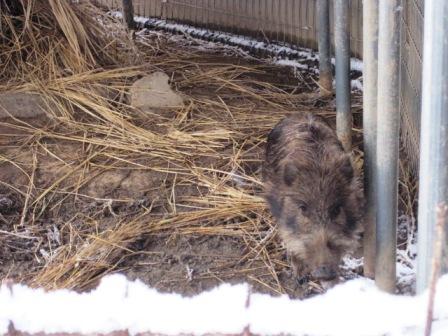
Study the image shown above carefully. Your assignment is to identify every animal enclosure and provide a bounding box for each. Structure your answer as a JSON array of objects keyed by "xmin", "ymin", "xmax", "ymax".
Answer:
[{"xmin": 2, "ymin": 0, "xmax": 448, "ymax": 334}]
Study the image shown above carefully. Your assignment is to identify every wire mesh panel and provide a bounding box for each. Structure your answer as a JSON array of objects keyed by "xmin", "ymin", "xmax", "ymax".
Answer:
[
  {"xmin": 400, "ymin": 0, "xmax": 424, "ymax": 173},
  {"xmin": 95, "ymin": 0, "xmax": 423, "ymax": 171},
  {"xmin": 97, "ymin": 1, "xmax": 363, "ymax": 55}
]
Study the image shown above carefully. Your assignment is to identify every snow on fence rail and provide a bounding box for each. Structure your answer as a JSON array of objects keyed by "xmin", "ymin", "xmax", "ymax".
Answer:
[{"xmin": 1, "ymin": 274, "xmax": 448, "ymax": 336}]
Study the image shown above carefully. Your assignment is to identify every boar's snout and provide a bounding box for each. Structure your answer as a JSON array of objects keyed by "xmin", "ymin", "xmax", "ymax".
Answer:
[{"xmin": 310, "ymin": 265, "xmax": 338, "ymax": 281}]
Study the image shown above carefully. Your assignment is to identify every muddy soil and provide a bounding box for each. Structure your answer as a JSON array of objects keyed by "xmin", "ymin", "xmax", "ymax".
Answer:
[{"xmin": 0, "ymin": 116, "xmax": 309, "ymax": 297}]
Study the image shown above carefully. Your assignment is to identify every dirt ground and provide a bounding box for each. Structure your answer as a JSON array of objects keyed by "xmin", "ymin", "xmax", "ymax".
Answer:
[{"xmin": 0, "ymin": 24, "xmax": 383, "ymax": 299}]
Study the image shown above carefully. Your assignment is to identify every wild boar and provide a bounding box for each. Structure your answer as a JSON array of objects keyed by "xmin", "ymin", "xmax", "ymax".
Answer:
[{"xmin": 263, "ymin": 113, "xmax": 364, "ymax": 283}]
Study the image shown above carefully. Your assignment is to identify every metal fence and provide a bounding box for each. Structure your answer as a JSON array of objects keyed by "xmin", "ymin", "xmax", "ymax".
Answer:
[
  {"xmin": 400, "ymin": 0, "xmax": 424, "ymax": 173},
  {"xmin": 98, "ymin": 0, "xmax": 364, "ymax": 56},
  {"xmin": 98, "ymin": 0, "xmax": 423, "ymax": 172}
]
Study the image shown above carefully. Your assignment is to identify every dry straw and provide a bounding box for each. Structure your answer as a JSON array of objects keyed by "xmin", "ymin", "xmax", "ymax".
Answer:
[{"xmin": 0, "ymin": 0, "xmax": 413, "ymax": 297}]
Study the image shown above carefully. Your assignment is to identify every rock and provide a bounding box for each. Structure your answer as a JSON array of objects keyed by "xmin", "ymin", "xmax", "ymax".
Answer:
[
  {"xmin": 84, "ymin": 169, "xmax": 165, "ymax": 199},
  {"xmin": 130, "ymin": 72, "xmax": 184, "ymax": 110},
  {"xmin": 84, "ymin": 170, "xmax": 130, "ymax": 199},
  {"xmin": 0, "ymin": 92, "xmax": 48, "ymax": 119}
]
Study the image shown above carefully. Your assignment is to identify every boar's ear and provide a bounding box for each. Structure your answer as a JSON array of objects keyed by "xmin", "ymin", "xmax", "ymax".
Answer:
[{"xmin": 283, "ymin": 163, "xmax": 299, "ymax": 186}]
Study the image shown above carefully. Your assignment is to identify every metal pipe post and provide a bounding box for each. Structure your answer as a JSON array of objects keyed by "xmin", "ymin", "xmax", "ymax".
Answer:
[
  {"xmin": 362, "ymin": 0, "xmax": 379, "ymax": 279},
  {"xmin": 317, "ymin": 0, "xmax": 332, "ymax": 96},
  {"xmin": 375, "ymin": 0, "xmax": 401, "ymax": 293},
  {"xmin": 122, "ymin": 0, "xmax": 135, "ymax": 30},
  {"xmin": 334, "ymin": 0, "xmax": 351, "ymax": 152},
  {"xmin": 416, "ymin": 0, "xmax": 448, "ymax": 294}
]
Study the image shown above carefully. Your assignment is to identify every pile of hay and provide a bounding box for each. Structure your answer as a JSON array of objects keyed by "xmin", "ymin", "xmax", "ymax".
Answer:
[
  {"xmin": 0, "ymin": 0, "xmax": 136, "ymax": 79},
  {"xmin": 0, "ymin": 1, "xmax": 414, "ymax": 298}
]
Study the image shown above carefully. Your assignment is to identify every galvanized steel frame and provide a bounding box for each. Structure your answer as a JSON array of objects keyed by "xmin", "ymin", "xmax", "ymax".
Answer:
[
  {"xmin": 416, "ymin": 0, "xmax": 448, "ymax": 294},
  {"xmin": 375, "ymin": 0, "xmax": 402, "ymax": 293}
]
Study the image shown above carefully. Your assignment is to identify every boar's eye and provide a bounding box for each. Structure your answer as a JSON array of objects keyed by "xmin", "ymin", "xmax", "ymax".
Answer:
[
  {"xmin": 329, "ymin": 204, "xmax": 342, "ymax": 219},
  {"xmin": 297, "ymin": 201, "xmax": 308, "ymax": 214}
]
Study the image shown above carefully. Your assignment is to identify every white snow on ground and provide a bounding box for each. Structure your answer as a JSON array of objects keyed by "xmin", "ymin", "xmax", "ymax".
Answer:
[
  {"xmin": 395, "ymin": 214, "xmax": 418, "ymax": 292},
  {"xmin": 0, "ymin": 276, "xmax": 248, "ymax": 335},
  {"xmin": 341, "ymin": 214, "xmax": 418, "ymax": 294},
  {"xmin": 112, "ymin": 12, "xmax": 364, "ymax": 91},
  {"xmin": 351, "ymin": 78, "xmax": 364, "ymax": 92},
  {"xmin": 350, "ymin": 58, "xmax": 364, "ymax": 72},
  {"xmin": 275, "ymin": 58, "xmax": 310, "ymax": 70},
  {"xmin": 1, "ymin": 273, "xmax": 447, "ymax": 336}
]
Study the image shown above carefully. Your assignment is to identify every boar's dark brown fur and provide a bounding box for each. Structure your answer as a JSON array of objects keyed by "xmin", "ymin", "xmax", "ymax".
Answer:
[{"xmin": 263, "ymin": 113, "xmax": 364, "ymax": 281}]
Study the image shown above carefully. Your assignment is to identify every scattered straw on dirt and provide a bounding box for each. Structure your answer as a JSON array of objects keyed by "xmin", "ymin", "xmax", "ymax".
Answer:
[{"xmin": 0, "ymin": 1, "xmax": 413, "ymax": 298}]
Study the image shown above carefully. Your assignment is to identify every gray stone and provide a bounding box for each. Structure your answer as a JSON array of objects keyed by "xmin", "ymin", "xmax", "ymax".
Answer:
[
  {"xmin": 0, "ymin": 92, "xmax": 48, "ymax": 119},
  {"xmin": 130, "ymin": 72, "xmax": 184, "ymax": 110}
]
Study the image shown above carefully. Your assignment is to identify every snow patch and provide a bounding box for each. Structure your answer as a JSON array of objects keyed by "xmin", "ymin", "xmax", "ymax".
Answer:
[
  {"xmin": 0, "ymin": 275, "xmax": 248, "ymax": 335},
  {"xmin": 275, "ymin": 58, "xmax": 309, "ymax": 70},
  {"xmin": 350, "ymin": 58, "xmax": 364, "ymax": 72},
  {"xmin": 351, "ymin": 78, "xmax": 363, "ymax": 91},
  {"xmin": 2, "ymin": 273, "xmax": 448, "ymax": 335}
]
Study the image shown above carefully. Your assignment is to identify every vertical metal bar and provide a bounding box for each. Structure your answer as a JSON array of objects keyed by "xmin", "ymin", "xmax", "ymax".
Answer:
[
  {"xmin": 274, "ymin": 0, "xmax": 282, "ymax": 42},
  {"xmin": 310, "ymin": 0, "xmax": 316, "ymax": 50},
  {"xmin": 416, "ymin": 0, "xmax": 448, "ymax": 294},
  {"xmin": 206, "ymin": 0, "xmax": 210, "ymax": 28},
  {"xmin": 214, "ymin": 0, "xmax": 218, "ymax": 30},
  {"xmin": 375, "ymin": 0, "xmax": 401, "ymax": 293},
  {"xmin": 270, "ymin": 0, "xmax": 275, "ymax": 40},
  {"xmin": 281, "ymin": 0, "xmax": 286, "ymax": 43},
  {"xmin": 304, "ymin": 0, "xmax": 310, "ymax": 46},
  {"xmin": 233, "ymin": 0, "xmax": 237, "ymax": 35},
  {"xmin": 258, "ymin": 0, "xmax": 262, "ymax": 41},
  {"xmin": 362, "ymin": 0, "xmax": 379, "ymax": 279},
  {"xmin": 290, "ymin": 0, "xmax": 295, "ymax": 44},
  {"xmin": 266, "ymin": 0, "xmax": 271, "ymax": 41},
  {"xmin": 295, "ymin": 1, "xmax": 302, "ymax": 46},
  {"xmin": 316, "ymin": 0, "xmax": 332, "ymax": 96},
  {"xmin": 195, "ymin": 0, "xmax": 198, "ymax": 25},
  {"xmin": 334, "ymin": 0, "xmax": 351, "ymax": 152},
  {"xmin": 122, "ymin": 0, "xmax": 135, "ymax": 29}
]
